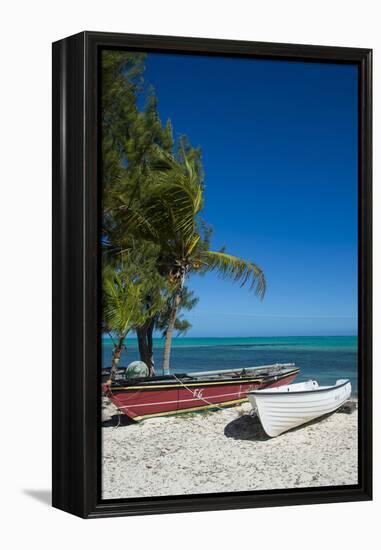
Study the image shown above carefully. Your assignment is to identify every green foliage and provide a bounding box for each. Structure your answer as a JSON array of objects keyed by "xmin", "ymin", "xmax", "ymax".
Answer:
[
  {"xmin": 102, "ymin": 266, "xmax": 146, "ymax": 338},
  {"xmin": 101, "ymin": 51, "xmax": 145, "ymax": 210},
  {"xmin": 101, "ymin": 51, "xmax": 174, "ymax": 246},
  {"xmin": 101, "ymin": 50, "xmax": 265, "ymax": 375},
  {"xmin": 118, "ymin": 146, "xmax": 266, "ymax": 297},
  {"xmin": 103, "ymin": 247, "xmax": 167, "ymax": 336},
  {"xmin": 155, "ymin": 287, "xmax": 199, "ymax": 337},
  {"xmin": 116, "ymin": 144, "xmax": 265, "ymax": 372},
  {"xmin": 198, "ymin": 250, "xmax": 266, "ymax": 296}
]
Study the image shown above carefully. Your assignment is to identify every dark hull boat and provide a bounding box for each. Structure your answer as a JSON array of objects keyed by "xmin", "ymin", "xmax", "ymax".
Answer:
[{"xmin": 102, "ymin": 363, "xmax": 300, "ymax": 421}]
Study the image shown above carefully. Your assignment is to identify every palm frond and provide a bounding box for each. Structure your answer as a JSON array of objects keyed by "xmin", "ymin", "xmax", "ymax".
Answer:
[
  {"xmin": 153, "ymin": 184, "xmax": 199, "ymax": 239},
  {"xmin": 118, "ymin": 205, "xmax": 161, "ymax": 244},
  {"xmin": 103, "ymin": 268, "xmax": 143, "ymax": 335},
  {"xmin": 200, "ymin": 250, "xmax": 266, "ymax": 298},
  {"xmin": 149, "ymin": 147, "xmax": 203, "ymax": 214}
]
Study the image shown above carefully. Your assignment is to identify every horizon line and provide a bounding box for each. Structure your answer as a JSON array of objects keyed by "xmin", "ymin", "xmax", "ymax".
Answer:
[{"xmin": 102, "ymin": 334, "xmax": 358, "ymax": 339}]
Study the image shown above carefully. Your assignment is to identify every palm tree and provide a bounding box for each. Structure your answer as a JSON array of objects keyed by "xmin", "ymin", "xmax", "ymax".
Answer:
[
  {"xmin": 118, "ymin": 147, "xmax": 266, "ymax": 374},
  {"xmin": 102, "ymin": 265, "xmax": 163, "ymax": 380}
]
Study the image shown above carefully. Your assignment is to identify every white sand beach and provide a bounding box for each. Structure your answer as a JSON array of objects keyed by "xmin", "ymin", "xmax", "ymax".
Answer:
[{"xmin": 102, "ymin": 399, "xmax": 358, "ymax": 499}]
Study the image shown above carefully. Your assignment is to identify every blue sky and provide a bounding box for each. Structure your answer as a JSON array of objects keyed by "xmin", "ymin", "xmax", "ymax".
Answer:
[{"xmin": 142, "ymin": 53, "xmax": 358, "ymax": 337}]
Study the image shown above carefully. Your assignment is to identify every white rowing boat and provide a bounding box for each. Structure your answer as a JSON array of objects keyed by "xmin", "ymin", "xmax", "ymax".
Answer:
[{"xmin": 247, "ymin": 379, "xmax": 351, "ymax": 437}]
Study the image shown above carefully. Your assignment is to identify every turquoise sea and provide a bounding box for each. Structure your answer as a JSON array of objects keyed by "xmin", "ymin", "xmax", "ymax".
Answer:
[{"xmin": 102, "ymin": 335, "xmax": 358, "ymax": 396}]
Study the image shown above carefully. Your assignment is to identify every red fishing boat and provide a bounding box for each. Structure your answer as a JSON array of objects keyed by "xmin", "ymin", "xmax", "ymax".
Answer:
[{"xmin": 102, "ymin": 363, "xmax": 299, "ymax": 421}]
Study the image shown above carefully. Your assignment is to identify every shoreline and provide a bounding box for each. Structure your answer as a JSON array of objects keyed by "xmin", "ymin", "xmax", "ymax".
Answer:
[{"xmin": 102, "ymin": 399, "xmax": 358, "ymax": 499}]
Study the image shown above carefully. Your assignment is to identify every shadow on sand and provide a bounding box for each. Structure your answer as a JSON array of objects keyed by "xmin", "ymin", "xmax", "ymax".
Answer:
[
  {"xmin": 224, "ymin": 414, "xmax": 270, "ymax": 441},
  {"xmin": 102, "ymin": 414, "xmax": 136, "ymax": 428},
  {"xmin": 225, "ymin": 402, "xmax": 357, "ymax": 442}
]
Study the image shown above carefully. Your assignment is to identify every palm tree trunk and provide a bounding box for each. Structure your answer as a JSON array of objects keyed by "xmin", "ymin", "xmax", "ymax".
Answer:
[
  {"xmin": 137, "ymin": 326, "xmax": 148, "ymax": 366},
  {"xmin": 136, "ymin": 319, "xmax": 156, "ymax": 376},
  {"xmin": 146, "ymin": 320, "xmax": 155, "ymax": 376},
  {"xmin": 162, "ymin": 275, "xmax": 184, "ymax": 374},
  {"xmin": 109, "ymin": 335, "xmax": 125, "ymax": 381}
]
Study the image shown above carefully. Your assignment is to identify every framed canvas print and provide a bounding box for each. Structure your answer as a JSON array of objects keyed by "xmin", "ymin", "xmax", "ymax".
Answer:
[{"xmin": 52, "ymin": 32, "xmax": 372, "ymax": 518}]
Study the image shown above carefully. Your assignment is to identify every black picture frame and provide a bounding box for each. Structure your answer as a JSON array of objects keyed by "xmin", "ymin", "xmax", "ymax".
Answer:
[{"xmin": 52, "ymin": 31, "xmax": 372, "ymax": 519}]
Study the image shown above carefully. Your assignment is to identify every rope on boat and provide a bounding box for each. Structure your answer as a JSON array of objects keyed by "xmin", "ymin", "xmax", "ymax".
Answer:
[
  {"xmin": 172, "ymin": 374, "xmax": 245, "ymax": 414},
  {"xmin": 103, "ymin": 389, "xmax": 127, "ymax": 429},
  {"xmin": 104, "ymin": 374, "xmax": 249, "ymax": 426}
]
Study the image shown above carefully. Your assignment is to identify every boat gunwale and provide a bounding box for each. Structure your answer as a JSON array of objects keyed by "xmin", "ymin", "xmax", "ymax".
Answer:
[
  {"xmin": 108, "ymin": 368, "xmax": 300, "ymax": 392},
  {"xmin": 248, "ymin": 379, "xmax": 351, "ymax": 397},
  {"xmin": 186, "ymin": 363, "xmax": 296, "ymax": 377}
]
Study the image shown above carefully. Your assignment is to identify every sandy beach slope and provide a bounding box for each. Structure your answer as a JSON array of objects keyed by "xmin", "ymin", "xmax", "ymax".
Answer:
[{"xmin": 102, "ymin": 399, "xmax": 357, "ymax": 499}]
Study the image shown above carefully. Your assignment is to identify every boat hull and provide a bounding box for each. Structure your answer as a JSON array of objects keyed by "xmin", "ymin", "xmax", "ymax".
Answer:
[
  {"xmin": 248, "ymin": 379, "xmax": 352, "ymax": 437},
  {"xmin": 103, "ymin": 367, "xmax": 299, "ymax": 421}
]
